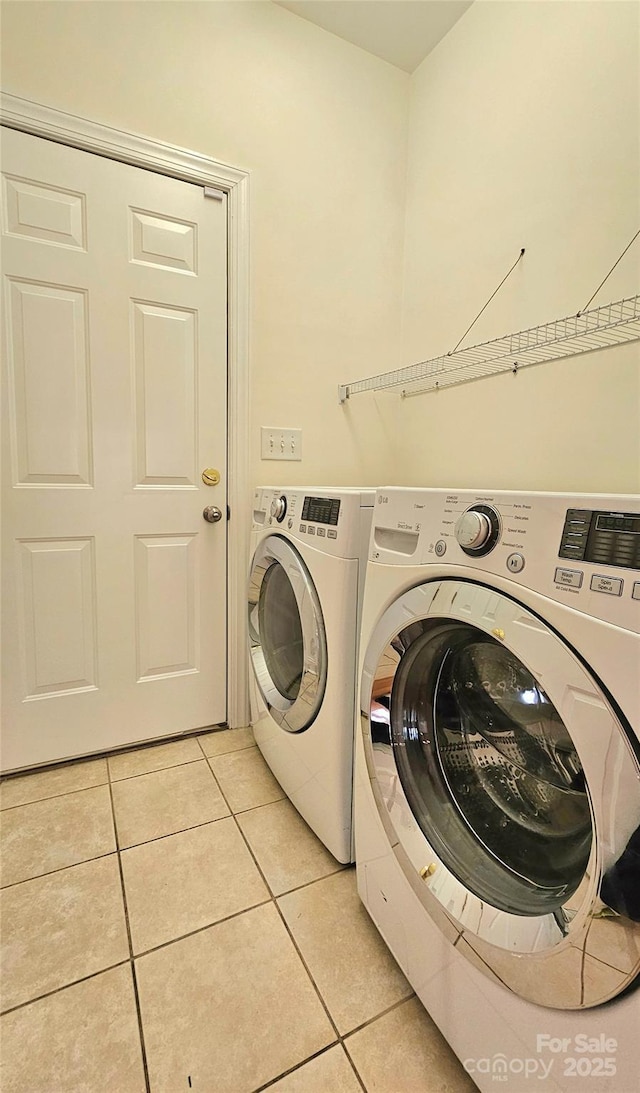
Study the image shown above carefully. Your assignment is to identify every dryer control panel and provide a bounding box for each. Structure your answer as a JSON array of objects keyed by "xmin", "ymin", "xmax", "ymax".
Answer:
[
  {"xmin": 252, "ymin": 487, "xmax": 374, "ymax": 561},
  {"xmin": 301, "ymin": 495, "xmax": 341, "ymax": 526}
]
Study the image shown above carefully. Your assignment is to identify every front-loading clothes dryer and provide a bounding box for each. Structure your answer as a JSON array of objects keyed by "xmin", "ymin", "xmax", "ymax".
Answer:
[
  {"xmin": 355, "ymin": 487, "xmax": 640, "ymax": 1092},
  {"xmin": 248, "ymin": 486, "xmax": 373, "ymax": 863}
]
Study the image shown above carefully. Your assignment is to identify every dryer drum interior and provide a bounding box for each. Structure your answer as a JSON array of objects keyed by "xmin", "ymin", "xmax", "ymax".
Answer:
[
  {"xmin": 257, "ymin": 558, "xmax": 304, "ymax": 702},
  {"xmin": 363, "ymin": 578, "xmax": 640, "ymax": 1008},
  {"xmin": 248, "ymin": 534, "xmax": 327, "ymax": 733}
]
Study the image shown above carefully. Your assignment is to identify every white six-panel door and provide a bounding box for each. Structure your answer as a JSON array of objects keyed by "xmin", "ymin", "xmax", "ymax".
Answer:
[{"xmin": 1, "ymin": 128, "xmax": 228, "ymax": 771}]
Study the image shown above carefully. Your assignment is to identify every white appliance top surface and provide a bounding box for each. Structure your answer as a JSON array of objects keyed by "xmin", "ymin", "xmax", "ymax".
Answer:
[
  {"xmin": 370, "ymin": 487, "xmax": 640, "ymax": 632},
  {"xmin": 253, "ymin": 486, "xmax": 374, "ymax": 560},
  {"xmin": 258, "ymin": 485, "xmax": 374, "ymax": 504}
]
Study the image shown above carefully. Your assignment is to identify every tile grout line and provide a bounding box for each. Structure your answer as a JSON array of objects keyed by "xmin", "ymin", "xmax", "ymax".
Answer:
[
  {"xmin": 0, "ymin": 726, "xmax": 231, "ymax": 786},
  {"xmin": 342, "ymin": 991, "xmax": 419, "ymax": 1041},
  {"xmin": 193, "ymin": 740, "xmax": 278, "ymax": 903},
  {"xmin": 0, "ymin": 776, "xmax": 110, "ymax": 812},
  {"xmin": 110, "ymin": 740, "xmax": 257, "ymax": 784},
  {"xmin": 102, "ymin": 733, "xmax": 280, "ymax": 967},
  {"xmin": 267, "ymin": 862, "xmax": 348, "ymax": 900},
  {"xmin": 102, "ymin": 862, "xmax": 351, "ymax": 966},
  {"xmin": 339, "ymin": 994, "xmax": 423, "ymax": 1092},
  {"xmin": 107, "ymin": 759, "xmax": 152, "ymax": 1093},
  {"xmin": 0, "ymin": 959, "xmax": 132, "ymax": 1019},
  {"xmin": 109, "ymin": 756, "xmax": 210, "ymax": 785},
  {"xmin": 199, "ymin": 733, "xmax": 416, "ymax": 1091},
  {"xmin": 3, "ymin": 809, "xmax": 348, "ymax": 952},
  {"xmin": 0, "ymin": 732, "xmax": 255, "ymax": 807},
  {"xmin": 214, "ymin": 738, "xmax": 413, "ymax": 1093},
  {"xmin": 0, "ymin": 759, "xmax": 107, "ymax": 789},
  {"xmin": 218, "ymin": 780, "xmax": 346, "ymax": 1047},
  {"xmin": 130, "ymin": 896, "xmax": 274, "ymax": 961},
  {"xmin": 2, "ymin": 731, "xmax": 417, "ymax": 1093},
  {"xmin": 0, "ymin": 779, "xmax": 112, "ymax": 815},
  {"xmin": 0, "ymin": 848, "xmax": 117, "ymax": 892},
  {"xmin": 252, "ymin": 1042, "xmax": 364, "ymax": 1093},
  {"xmin": 252, "ymin": 993, "xmax": 421, "ymax": 1093},
  {"xmin": 269, "ymin": 891, "xmax": 368, "ymax": 1087},
  {"xmin": 0, "ymin": 916, "xmax": 416, "ymax": 1026},
  {"xmin": 113, "ymin": 814, "xmax": 232, "ymax": 854},
  {"xmin": 0, "ymin": 738, "xmax": 257, "ymax": 814},
  {"xmin": 194, "ymin": 735, "xmax": 349, "ymax": 1070}
]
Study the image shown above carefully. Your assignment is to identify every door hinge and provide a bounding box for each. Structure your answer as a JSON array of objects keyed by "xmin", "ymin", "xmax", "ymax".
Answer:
[{"xmin": 204, "ymin": 186, "xmax": 225, "ymax": 201}]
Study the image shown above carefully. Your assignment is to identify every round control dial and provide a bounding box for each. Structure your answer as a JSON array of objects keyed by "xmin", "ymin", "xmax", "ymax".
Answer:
[
  {"xmin": 455, "ymin": 504, "xmax": 501, "ymax": 556},
  {"xmin": 456, "ymin": 511, "xmax": 491, "ymax": 550},
  {"xmin": 270, "ymin": 495, "xmax": 287, "ymax": 523}
]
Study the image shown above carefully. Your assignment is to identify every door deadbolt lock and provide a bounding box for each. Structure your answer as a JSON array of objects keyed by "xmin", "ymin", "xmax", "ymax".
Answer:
[
  {"xmin": 203, "ymin": 505, "xmax": 223, "ymax": 523},
  {"xmin": 202, "ymin": 468, "xmax": 221, "ymax": 486}
]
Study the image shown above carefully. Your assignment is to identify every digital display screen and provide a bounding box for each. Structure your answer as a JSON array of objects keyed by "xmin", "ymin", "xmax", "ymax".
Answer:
[
  {"xmin": 302, "ymin": 496, "xmax": 340, "ymax": 525},
  {"xmin": 559, "ymin": 509, "xmax": 640, "ymax": 571},
  {"xmin": 596, "ymin": 514, "xmax": 640, "ymax": 535}
]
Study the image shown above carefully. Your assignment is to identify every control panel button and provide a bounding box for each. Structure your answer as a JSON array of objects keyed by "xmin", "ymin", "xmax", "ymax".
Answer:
[
  {"xmin": 288, "ymin": 518, "xmax": 293, "ymax": 529},
  {"xmin": 559, "ymin": 509, "xmax": 591, "ymax": 561},
  {"xmin": 299, "ymin": 524, "xmax": 307, "ymax": 533},
  {"xmin": 302, "ymin": 496, "xmax": 341, "ymax": 526},
  {"xmin": 434, "ymin": 540, "xmax": 447, "ymax": 557},
  {"xmin": 560, "ymin": 507, "xmax": 640, "ymax": 569},
  {"xmin": 632, "ymin": 582, "xmax": 640, "ymax": 601},
  {"xmin": 327, "ymin": 529, "xmax": 338, "ymax": 539},
  {"xmin": 317, "ymin": 527, "xmax": 326, "ymax": 537},
  {"xmin": 506, "ymin": 553, "xmax": 525, "ymax": 573},
  {"xmin": 554, "ymin": 567, "xmax": 583, "ymax": 589},
  {"xmin": 590, "ymin": 575, "xmax": 623, "ymax": 596},
  {"xmin": 307, "ymin": 526, "xmax": 316, "ymax": 536}
]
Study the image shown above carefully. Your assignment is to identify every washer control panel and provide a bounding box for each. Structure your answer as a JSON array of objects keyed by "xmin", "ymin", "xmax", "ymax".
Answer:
[
  {"xmin": 370, "ymin": 488, "xmax": 639, "ymax": 630},
  {"xmin": 559, "ymin": 508, "xmax": 640, "ymax": 570}
]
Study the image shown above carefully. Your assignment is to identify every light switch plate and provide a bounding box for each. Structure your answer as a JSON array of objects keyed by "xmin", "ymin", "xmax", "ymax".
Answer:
[{"xmin": 261, "ymin": 426, "xmax": 302, "ymax": 461}]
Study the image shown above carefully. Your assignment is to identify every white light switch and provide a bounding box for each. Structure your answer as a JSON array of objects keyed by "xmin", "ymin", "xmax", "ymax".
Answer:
[{"xmin": 261, "ymin": 426, "xmax": 302, "ymax": 461}]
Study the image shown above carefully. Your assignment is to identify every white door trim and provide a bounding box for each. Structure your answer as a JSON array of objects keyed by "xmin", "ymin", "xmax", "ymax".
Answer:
[{"xmin": 1, "ymin": 91, "xmax": 251, "ymax": 728}]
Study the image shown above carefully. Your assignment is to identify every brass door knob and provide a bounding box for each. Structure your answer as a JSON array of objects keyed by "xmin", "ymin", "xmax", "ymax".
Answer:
[{"xmin": 202, "ymin": 468, "xmax": 221, "ymax": 486}]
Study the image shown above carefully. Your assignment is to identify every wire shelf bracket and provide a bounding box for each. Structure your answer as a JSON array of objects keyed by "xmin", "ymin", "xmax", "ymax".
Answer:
[{"xmin": 337, "ymin": 295, "xmax": 640, "ymax": 403}]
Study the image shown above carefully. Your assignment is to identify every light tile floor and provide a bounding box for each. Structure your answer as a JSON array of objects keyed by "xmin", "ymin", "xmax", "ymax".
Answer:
[{"xmin": 0, "ymin": 727, "xmax": 477, "ymax": 1093}]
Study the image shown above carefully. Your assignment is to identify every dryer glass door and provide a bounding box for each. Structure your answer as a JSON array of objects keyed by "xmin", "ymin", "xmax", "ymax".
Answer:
[
  {"xmin": 248, "ymin": 535, "xmax": 327, "ymax": 732},
  {"xmin": 362, "ymin": 578, "xmax": 640, "ymax": 1008}
]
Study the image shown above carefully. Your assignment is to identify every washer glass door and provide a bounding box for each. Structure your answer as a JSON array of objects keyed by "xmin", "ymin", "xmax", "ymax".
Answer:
[
  {"xmin": 362, "ymin": 578, "xmax": 640, "ymax": 1008},
  {"xmin": 249, "ymin": 535, "xmax": 327, "ymax": 732},
  {"xmin": 393, "ymin": 620, "xmax": 591, "ymax": 916}
]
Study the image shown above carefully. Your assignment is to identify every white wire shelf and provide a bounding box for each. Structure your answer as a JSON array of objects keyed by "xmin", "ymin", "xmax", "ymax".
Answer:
[{"xmin": 338, "ymin": 295, "xmax": 640, "ymax": 403}]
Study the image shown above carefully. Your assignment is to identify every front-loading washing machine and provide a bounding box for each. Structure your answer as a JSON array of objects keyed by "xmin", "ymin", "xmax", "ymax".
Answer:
[
  {"xmin": 355, "ymin": 487, "xmax": 640, "ymax": 1092},
  {"xmin": 248, "ymin": 486, "xmax": 373, "ymax": 863}
]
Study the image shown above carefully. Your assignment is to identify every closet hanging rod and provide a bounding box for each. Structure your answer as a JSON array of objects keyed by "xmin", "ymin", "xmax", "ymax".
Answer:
[{"xmin": 337, "ymin": 295, "xmax": 640, "ymax": 403}]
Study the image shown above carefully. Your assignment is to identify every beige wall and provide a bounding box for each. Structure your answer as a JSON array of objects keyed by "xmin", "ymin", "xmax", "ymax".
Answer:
[
  {"xmin": 1, "ymin": 0, "xmax": 409, "ymax": 488},
  {"xmin": 2, "ymin": 1, "xmax": 638, "ymax": 495},
  {"xmin": 393, "ymin": 0, "xmax": 640, "ymax": 493}
]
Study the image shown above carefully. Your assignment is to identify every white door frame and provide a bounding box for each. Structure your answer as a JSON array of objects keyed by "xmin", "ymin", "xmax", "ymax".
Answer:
[{"xmin": 1, "ymin": 91, "xmax": 251, "ymax": 728}]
